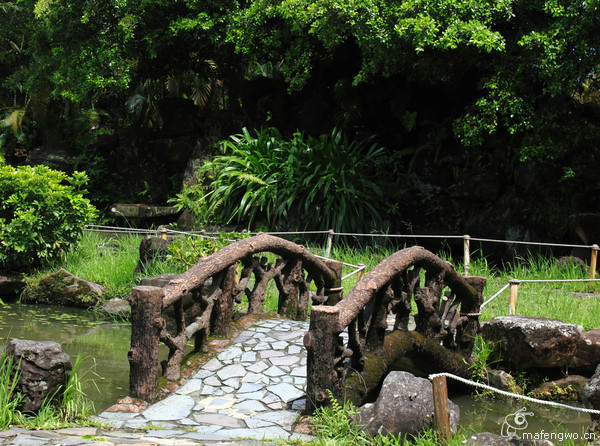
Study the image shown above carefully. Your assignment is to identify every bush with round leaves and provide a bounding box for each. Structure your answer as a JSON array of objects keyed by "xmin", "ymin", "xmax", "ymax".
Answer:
[{"xmin": 0, "ymin": 162, "xmax": 97, "ymax": 271}]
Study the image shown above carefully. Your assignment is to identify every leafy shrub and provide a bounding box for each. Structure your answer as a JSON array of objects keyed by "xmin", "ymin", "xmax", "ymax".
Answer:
[
  {"xmin": 202, "ymin": 127, "xmax": 385, "ymax": 233},
  {"xmin": 0, "ymin": 163, "xmax": 97, "ymax": 271}
]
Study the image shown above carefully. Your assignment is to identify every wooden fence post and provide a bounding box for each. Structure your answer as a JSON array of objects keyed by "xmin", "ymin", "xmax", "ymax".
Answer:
[
  {"xmin": 509, "ymin": 279, "xmax": 520, "ymax": 315},
  {"xmin": 356, "ymin": 264, "xmax": 366, "ymax": 283},
  {"xmin": 432, "ymin": 375, "xmax": 451, "ymax": 444},
  {"xmin": 128, "ymin": 285, "xmax": 164, "ymax": 401},
  {"xmin": 590, "ymin": 245, "xmax": 599, "ymax": 280},
  {"xmin": 325, "ymin": 229, "xmax": 334, "ymax": 258},
  {"xmin": 463, "ymin": 235, "xmax": 471, "ymax": 276},
  {"xmin": 160, "ymin": 227, "xmax": 167, "ymax": 240}
]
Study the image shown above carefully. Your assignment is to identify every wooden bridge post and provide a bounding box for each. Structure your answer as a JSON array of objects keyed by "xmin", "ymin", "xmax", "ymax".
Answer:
[
  {"xmin": 128, "ymin": 285, "xmax": 164, "ymax": 401},
  {"xmin": 322, "ymin": 258, "xmax": 343, "ymax": 305},
  {"xmin": 304, "ymin": 305, "xmax": 342, "ymax": 411}
]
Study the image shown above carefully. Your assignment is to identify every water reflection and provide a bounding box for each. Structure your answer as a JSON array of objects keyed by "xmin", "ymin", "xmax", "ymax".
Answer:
[{"xmin": 0, "ymin": 302, "xmax": 131, "ymax": 413}]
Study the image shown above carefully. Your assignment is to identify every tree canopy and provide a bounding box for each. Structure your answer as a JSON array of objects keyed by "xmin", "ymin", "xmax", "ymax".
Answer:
[{"xmin": 1, "ymin": 0, "xmax": 599, "ymax": 240}]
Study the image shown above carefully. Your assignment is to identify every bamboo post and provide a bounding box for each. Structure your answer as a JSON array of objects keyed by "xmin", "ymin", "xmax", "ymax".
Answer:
[
  {"xmin": 432, "ymin": 375, "xmax": 451, "ymax": 444},
  {"xmin": 590, "ymin": 245, "xmax": 599, "ymax": 280},
  {"xmin": 463, "ymin": 235, "xmax": 471, "ymax": 276},
  {"xmin": 160, "ymin": 227, "xmax": 167, "ymax": 240},
  {"xmin": 509, "ymin": 279, "xmax": 520, "ymax": 315},
  {"xmin": 325, "ymin": 229, "xmax": 334, "ymax": 258}
]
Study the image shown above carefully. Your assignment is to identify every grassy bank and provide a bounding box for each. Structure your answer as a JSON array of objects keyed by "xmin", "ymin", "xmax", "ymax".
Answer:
[{"xmin": 25, "ymin": 231, "xmax": 599, "ymax": 328}]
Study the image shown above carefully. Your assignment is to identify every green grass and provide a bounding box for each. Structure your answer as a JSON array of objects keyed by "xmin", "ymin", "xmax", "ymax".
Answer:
[{"xmin": 0, "ymin": 352, "xmax": 97, "ymax": 430}]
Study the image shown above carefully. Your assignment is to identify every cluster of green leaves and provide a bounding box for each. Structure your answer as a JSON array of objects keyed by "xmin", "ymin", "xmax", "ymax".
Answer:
[
  {"xmin": 0, "ymin": 162, "xmax": 97, "ymax": 271},
  {"xmin": 165, "ymin": 232, "xmax": 250, "ymax": 270},
  {"xmin": 202, "ymin": 127, "xmax": 385, "ymax": 233}
]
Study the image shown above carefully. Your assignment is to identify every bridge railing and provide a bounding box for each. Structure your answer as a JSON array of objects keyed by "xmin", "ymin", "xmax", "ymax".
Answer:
[
  {"xmin": 128, "ymin": 233, "xmax": 342, "ymax": 401},
  {"xmin": 304, "ymin": 246, "xmax": 486, "ymax": 410}
]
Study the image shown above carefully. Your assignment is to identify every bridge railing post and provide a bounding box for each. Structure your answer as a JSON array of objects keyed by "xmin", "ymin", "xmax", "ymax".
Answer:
[
  {"xmin": 304, "ymin": 305, "xmax": 342, "ymax": 411},
  {"xmin": 128, "ymin": 285, "xmax": 164, "ymax": 401}
]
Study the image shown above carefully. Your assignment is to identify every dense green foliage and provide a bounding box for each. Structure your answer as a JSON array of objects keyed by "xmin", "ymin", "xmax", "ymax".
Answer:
[
  {"xmin": 1, "ymin": 0, "xmax": 600, "ymax": 239},
  {"xmin": 202, "ymin": 127, "xmax": 384, "ymax": 232},
  {"xmin": 0, "ymin": 163, "xmax": 97, "ymax": 271}
]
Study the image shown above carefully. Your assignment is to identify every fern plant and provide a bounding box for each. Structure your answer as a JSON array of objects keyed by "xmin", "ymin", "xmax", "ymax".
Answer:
[{"xmin": 202, "ymin": 127, "xmax": 385, "ymax": 233}]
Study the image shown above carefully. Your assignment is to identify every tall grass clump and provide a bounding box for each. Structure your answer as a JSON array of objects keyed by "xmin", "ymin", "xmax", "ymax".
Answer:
[
  {"xmin": 29, "ymin": 231, "xmax": 142, "ymax": 299},
  {"xmin": 0, "ymin": 349, "xmax": 22, "ymax": 429}
]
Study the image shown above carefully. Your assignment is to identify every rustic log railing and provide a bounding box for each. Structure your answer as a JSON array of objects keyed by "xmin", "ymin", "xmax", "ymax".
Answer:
[
  {"xmin": 304, "ymin": 246, "xmax": 486, "ymax": 410},
  {"xmin": 128, "ymin": 233, "xmax": 342, "ymax": 401}
]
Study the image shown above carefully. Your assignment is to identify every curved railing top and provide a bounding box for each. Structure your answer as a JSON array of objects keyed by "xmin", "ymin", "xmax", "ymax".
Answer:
[
  {"xmin": 333, "ymin": 245, "xmax": 479, "ymax": 329},
  {"xmin": 162, "ymin": 233, "xmax": 338, "ymax": 308}
]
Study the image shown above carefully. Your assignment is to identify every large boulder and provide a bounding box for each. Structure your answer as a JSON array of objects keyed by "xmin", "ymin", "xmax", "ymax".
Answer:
[
  {"xmin": 480, "ymin": 316, "xmax": 582, "ymax": 370},
  {"xmin": 7, "ymin": 339, "xmax": 72, "ymax": 412},
  {"xmin": 356, "ymin": 371, "xmax": 460, "ymax": 438},
  {"xmin": 21, "ymin": 268, "xmax": 105, "ymax": 308},
  {"xmin": 573, "ymin": 329, "xmax": 600, "ymax": 372}
]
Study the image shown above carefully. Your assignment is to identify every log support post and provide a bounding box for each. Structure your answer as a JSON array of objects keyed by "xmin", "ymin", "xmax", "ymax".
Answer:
[
  {"xmin": 322, "ymin": 258, "xmax": 344, "ymax": 305},
  {"xmin": 304, "ymin": 306, "xmax": 342, "ymax": 411},
  {"xmin": 128, "ymin": 285, "xmax": 164, "ymax": 402}
]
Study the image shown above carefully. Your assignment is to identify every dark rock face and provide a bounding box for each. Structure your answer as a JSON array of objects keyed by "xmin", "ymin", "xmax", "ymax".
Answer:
[
  {"xmin": 355, "ymin": 371, "xmax": 459, "ymax": 438},
  {"xmin": 573, "ymin": 329, "xmax": 600, "ymax": 372},
  {"xmin": 21, "ymin": 268, "xmax": 105, "ymax": 308},
  {"xmin": 0, "ymin": 273, "xmax": 26, "ymax": 299},
  {"xmin": 583, "ymin": 363, "xmax": 600, "ymax": 438},
  {"xmin": 134, "ymin": 236, "xmax": 170, "ymax": 275},
  {"xmin": 7, "ymin": 339, "xmax": 72, "ymax": 412},
  {"xmin": 480, "ymin": 316, "xmax": 582, "ymax": 369}
]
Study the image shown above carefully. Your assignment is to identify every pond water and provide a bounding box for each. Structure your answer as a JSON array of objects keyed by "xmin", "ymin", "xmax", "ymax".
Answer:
[
  {"xmin": 0, "ymin": 302, "xmax": 131, "ymax": 413},
  {"xmin": 0, "ymin": 302, "xmax": 594, "ymax": 438}
]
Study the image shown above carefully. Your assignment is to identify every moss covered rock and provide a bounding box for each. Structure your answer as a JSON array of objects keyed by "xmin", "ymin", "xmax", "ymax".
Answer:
[{"xmin": 22, "ymin": 268, "xmax": 104, "ymax": 308}]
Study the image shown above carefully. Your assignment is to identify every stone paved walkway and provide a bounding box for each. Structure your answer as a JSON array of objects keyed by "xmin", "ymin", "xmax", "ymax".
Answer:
[{"xmin": 0, "ymin": 318, "xmax": 315, "ymax": 445}]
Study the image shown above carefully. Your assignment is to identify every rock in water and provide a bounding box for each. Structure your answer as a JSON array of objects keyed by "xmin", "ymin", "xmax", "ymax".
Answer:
[
  {"xmin": 356, "ymin": 371, "xmax": 459, "ymax": 438},
  {"xmin": 7, "ymin": 339, "xmax": 72, "ymax": 412}
]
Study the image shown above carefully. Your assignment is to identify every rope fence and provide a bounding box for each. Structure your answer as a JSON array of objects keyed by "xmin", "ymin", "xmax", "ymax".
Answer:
[{"xmin": 84, "ymin": 225, "xmax": 600, "ymax": 295}]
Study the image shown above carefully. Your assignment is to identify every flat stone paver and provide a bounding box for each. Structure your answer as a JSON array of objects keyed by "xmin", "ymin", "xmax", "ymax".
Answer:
[{"xmin": 0, "ymin": 318, "xmax": 314, "ymax": 445}]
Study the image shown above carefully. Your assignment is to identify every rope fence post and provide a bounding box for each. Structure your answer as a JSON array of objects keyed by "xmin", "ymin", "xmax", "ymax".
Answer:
[
  {"xmin": 356, "ymin": 264, "xmax": 366, "ymax": 283},
  {"xmin": 160, "ymin": 227, "xmax": 168, "ymax": 241},
  {"xmin": 432, "ymin": 375, "xmax": 451, "ymax": 444},
  {"xmin": 463, "ymin": 235, "xmax": 470, "ymax": 276},
  {"xmin": 509, "ymin": 279, "xmax": 520, "ymax": 315},
  {"xmin": 591, "ymin": 244, "xmax": 599, "ymax": 280},
  {"xmin": 325, "ymin": 229, "xmax": 334, "ymax": 258}
]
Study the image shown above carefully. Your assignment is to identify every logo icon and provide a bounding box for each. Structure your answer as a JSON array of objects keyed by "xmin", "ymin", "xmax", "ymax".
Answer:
[{"xmin": 501, "ymin": 407, "xmax": 535, "ymax": 439}]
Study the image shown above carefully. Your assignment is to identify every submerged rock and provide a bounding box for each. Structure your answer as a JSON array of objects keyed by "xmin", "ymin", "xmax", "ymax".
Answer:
[
  {"xmin": 480, "ymin": 316, "xmax": 582, "ymax": 369},
  {"xmin": 356, "ymin": 370, "xmax": 459, "ymax": 438}
]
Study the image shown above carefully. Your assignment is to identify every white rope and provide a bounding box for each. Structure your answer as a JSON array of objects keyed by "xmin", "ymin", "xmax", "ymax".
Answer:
[
  {"xmin": 429, "ymin": 372, "xmax": 600, "ymax": 415},
  {"xmin": 480, "ymin": 283, "xmax": 511, "ymax": 309},
  {"xmin": 516, "ymin": 278, "xmax": 600, "ymax": 284}
]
